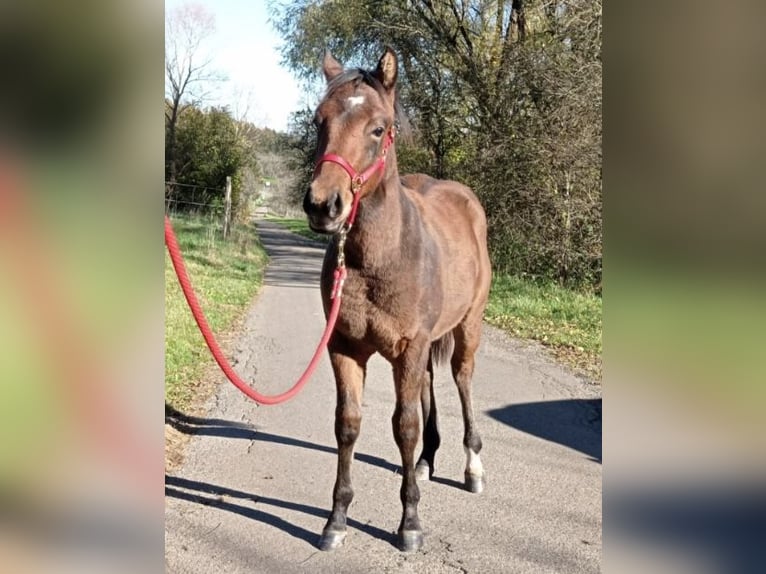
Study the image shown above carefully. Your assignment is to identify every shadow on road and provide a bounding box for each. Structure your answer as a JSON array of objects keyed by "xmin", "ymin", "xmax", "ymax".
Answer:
[
  {"xmin": 165, "ymin": 475, "xmax": 397, "ymax": 549},
  {"xmin": 254, "ymin": 221, "xmax": 327, "ymax": 289},
  {"xmin": 486, "ymin": 398, "xmax": 602, "ymax": 463},
  {"xmin": 166, "ymin": 404, "xmax": 400, "ymax": 474},
  {"xmin": 429, "ymin": 475, "xmax": 467, "ymax": 490},
  {"xmin": 264, "ymin": 266, "xmax": 323, "ymax": 289}
]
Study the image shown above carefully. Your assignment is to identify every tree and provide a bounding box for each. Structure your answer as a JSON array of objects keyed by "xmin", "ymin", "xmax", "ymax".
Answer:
[
  {"xmin": 284, "ymin": 107, "xmax": 318, "ymax": 209},
  {"xmin": 272, "ymin": 0, "xmax": 602, "ymax": 287},
  {"xmin": 165, "ymin": 2, "xmax": 222, "ymax": 194},
  {"xmin": 171, "ymin": 105, "xmax": 258, "ymax": 220}
]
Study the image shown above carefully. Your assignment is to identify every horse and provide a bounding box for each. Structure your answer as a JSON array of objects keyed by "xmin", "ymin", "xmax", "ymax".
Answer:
[{"xmin": 303, "ymin": 48, "xmax": 492, "ymax": 552}]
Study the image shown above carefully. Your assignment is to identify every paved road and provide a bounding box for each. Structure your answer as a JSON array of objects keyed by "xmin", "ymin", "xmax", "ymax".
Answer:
[{"xmin": 165, "ymin": 220, "xmax": 602, "ymax": 573}]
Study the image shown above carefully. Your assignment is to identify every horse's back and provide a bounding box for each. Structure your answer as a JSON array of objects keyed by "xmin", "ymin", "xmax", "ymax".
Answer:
[
  {"xmin": 400, "ymin": 173, "xmax": 488, "ymax": 248},
  {"xmin": 400, "ymin": 173, "xmax": 491, "ymax": 334}
]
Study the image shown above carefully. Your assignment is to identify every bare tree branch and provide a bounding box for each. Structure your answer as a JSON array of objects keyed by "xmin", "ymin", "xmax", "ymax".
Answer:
[{"xmin": 165, "ymin": 2, "xmax": 223, "ymax": 190}]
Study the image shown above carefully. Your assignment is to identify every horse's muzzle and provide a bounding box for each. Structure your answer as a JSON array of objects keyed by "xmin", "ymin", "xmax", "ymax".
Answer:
[{"xmin": 303, "ymin": 188, "xmax": 344, "ymax": 233}]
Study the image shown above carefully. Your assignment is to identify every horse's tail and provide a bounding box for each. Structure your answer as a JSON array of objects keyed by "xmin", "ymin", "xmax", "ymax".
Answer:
[{"xmin": 430, "ymin": 332, "xmax": 454, "ymax": 367}]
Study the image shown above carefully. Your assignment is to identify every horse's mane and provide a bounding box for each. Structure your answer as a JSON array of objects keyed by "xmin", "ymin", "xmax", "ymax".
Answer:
[{"xmin": 325, "ymin": 68, "xmax": 412, "ymax": 142}]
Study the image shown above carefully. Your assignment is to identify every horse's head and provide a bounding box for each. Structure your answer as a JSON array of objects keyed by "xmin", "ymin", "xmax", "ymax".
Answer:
[{"xmin": 303, "ymin": 48, "xmax": 399, "ymax": 234}]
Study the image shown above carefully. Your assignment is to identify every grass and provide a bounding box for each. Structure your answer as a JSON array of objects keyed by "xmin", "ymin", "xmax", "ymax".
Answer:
[
  {"xmin": 266, "ymin": 215, "xmax": 329, "ymax": 243},
  {"xmin": 484, "ymin": 275, "xmax": 602, "ymax": 380},
  {"xmin": 165, "ymin": 214, "xmax": 268, "ymax": 412},
  {"xmin": 269, "ymin": 216, "xmax": 601, "ymax": 380}
]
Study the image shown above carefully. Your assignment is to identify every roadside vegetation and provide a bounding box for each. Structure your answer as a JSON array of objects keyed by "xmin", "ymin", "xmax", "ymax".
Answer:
[
  {"xmin": 165, "ymin": 214, "xmax": 268, "ymax": 412},
  {"xmin": 484, "ymin": 275, "xmax": 601, "ymax": 380}
]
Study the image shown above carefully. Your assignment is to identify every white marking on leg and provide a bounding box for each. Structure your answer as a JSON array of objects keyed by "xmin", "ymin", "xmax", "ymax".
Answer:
[
  {"xmin": 464, "ymin": 445, "xmax": 484, "ymax": 477},
  {"xmin": 346, "ymin": 95, "xmax": 365, "ymax": 109}
]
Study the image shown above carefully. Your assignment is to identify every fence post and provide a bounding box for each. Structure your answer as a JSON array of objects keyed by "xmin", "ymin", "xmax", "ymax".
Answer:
[{"xmin": 223, "ymin": 176, "xmax": 232, "ymax": 239}]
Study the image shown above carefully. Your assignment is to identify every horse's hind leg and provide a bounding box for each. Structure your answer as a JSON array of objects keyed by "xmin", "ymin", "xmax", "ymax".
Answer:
[
  {"xmin": 415, "ymin": 356, "xmax": 440, "ymax": 481},
  {"xmin": 318, "ymin": 337, "xmax": 372, "ymax": 551},
  {"xmin": 452, "ymin": 318, "xmax": 485, "ymax": 493}
]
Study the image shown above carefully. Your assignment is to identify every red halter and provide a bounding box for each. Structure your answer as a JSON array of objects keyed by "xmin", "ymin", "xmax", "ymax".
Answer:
[{"xmin": 313, "ymin": 129, "xmax": 395, "ymax": 228}]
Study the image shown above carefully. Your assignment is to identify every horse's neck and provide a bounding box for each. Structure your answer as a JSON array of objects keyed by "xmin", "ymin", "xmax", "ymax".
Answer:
[{"xmin": 346, "ymin": 175, "xmax": 410, "ymax": 269}]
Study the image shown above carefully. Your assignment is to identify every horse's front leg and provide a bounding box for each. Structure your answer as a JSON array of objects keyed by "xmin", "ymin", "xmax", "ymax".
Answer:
[
  {"xmin": 392, "ymin": 336, "xmax": 430, "ymax": 552},
  {"xmin": 318, "ymin": 337, "xmax": 371, "ymax": 551}
]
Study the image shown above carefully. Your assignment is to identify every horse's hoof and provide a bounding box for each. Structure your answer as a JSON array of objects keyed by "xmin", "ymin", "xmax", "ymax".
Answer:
[
  {"xmin": 318, "ymin": 528, "xmax": 347, "ymax": 551},
  {"xmin": 465, "ymin": 472, "xmax": 485, "ymax": 494},
  {"xmin": 414, "ymin": 460, "xmax": 432, "ymax": 481},
  {"xmin": 397, "ymin": 529, "xmax": 424, "ymax": 552}
]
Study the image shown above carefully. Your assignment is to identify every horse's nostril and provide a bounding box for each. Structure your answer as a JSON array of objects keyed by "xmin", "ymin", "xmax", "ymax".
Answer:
[
  {"xmin": 334, "ymin": 192, "xmax": 343, "ymax": 214},
  {"xmin": 302, "ymin": 190, "xmax": 315, "ymax": 215},
  {"xmin": 304, "ymin": 187, "xmax": 343, "ymax": 222},
  {"xmin": 327, "ymin": 191, "xmax": 342, "ymax": 219}
]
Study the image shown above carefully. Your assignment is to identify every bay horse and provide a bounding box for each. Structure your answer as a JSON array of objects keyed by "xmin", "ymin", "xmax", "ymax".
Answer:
[{"xmin": 303, "ymin": 48, "xmax": 492, "ymax": 552}]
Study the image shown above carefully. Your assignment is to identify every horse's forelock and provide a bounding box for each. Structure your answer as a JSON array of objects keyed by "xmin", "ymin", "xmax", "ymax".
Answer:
[{"xmin": 325, "ymin": 68, "xmax": 382, "ymax": 99}]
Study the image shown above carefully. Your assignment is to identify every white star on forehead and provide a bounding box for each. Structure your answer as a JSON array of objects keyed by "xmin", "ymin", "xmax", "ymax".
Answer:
[{"xmin": 346, "ymin": 95, "xmax": 365, "ymax": 109}]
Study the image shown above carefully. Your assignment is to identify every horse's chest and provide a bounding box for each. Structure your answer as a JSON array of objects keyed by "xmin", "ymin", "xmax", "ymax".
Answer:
[{"xmin": 336, "ymin": 271, "xmax": 423, "ymax": 351}]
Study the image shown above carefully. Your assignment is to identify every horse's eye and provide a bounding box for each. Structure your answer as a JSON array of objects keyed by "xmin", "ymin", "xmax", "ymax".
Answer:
[{"xmin": 372, "ymin": 127, "xmax": 385, "ymax": 137}]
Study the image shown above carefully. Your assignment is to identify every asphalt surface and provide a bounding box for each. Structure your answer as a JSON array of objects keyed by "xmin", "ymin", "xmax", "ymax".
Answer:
[{"xmin": 165, "ymin": 219, "xmax": 602, "ymax": 573}]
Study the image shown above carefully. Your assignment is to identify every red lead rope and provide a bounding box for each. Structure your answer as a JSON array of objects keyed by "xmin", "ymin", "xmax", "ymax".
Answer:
[
  {"xmin": 164, "ymin": 215, "xmax": 346, "ymax": 405},
  {"xmin": 165, "ymin": 128, "xmax": 392, "ymax": 405}
]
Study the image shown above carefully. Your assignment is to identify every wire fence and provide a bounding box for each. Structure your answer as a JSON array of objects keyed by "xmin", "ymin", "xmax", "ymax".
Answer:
[
  {"xmin": 165, "ymin": 180, "xmax": 223, "ymax": 212},
  {"xmin": 164, "ymin": 179, "xmax": 300, "ymax": 226},
  {"xmin": 164, "ymin": 196, "xmax": 224, "ymax": 215},
  {"xmin": 164, "ymin": 181, "xmax": 227, "ymax": 237}
]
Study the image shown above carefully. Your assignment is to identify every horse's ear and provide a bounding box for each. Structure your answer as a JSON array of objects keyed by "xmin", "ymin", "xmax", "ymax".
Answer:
[
  {"xmin": 374, "ymin": 47, "xmax": 398, "ymax": 92},
  {"xmin": 322, "ymin": 50, "xmax": 343, "ymax": 83}
]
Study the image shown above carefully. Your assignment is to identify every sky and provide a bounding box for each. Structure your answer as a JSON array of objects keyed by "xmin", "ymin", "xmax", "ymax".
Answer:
[{"xmin": 165, "ymin": 0, "xmax": 310, "ymax": 133}]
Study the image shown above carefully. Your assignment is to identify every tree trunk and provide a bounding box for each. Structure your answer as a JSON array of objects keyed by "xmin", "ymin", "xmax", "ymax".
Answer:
[
  {"xmin": 166, "ymin": 96, "xmax": 181, "ymax": 198},
  {"xmin": 559, "ymin": 171, "xmax": 572, "ymax": 285}
]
